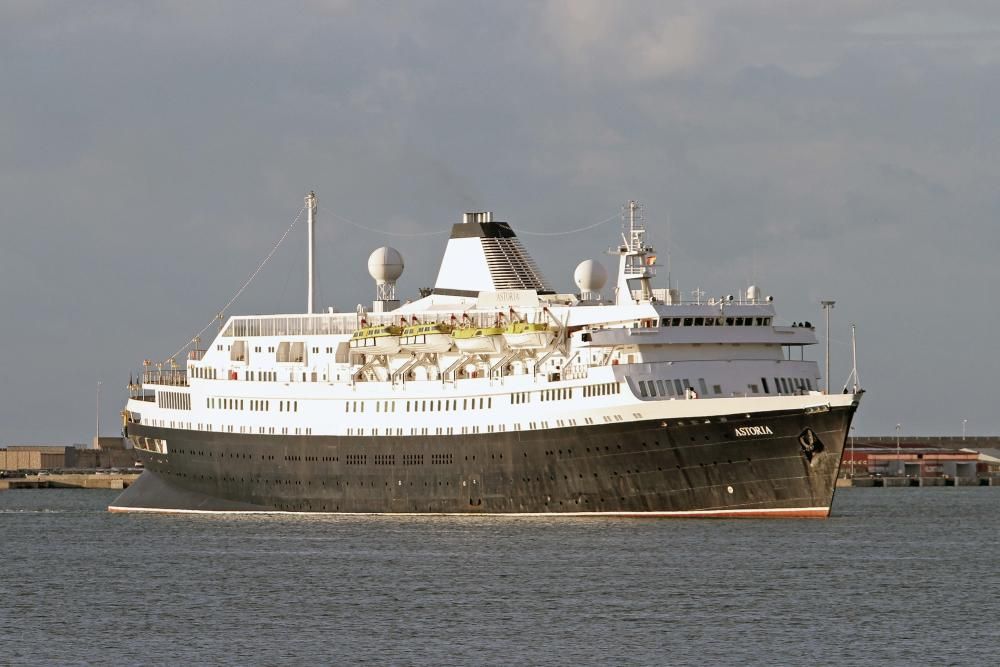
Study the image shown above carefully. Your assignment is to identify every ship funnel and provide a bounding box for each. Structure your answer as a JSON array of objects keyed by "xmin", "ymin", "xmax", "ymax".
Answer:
[{"xmin": 432, "ymin": 211, "xmax": 552, "ymax": 297}]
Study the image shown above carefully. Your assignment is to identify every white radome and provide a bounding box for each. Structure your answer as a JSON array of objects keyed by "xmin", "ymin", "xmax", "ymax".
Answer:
[
  {"xmin": 574, "ymin": 259, "xmax": 608, "ymax": 293},
  {"xmin": 367, "ymin": 246, "xmax": 404, "ymax": 283}
]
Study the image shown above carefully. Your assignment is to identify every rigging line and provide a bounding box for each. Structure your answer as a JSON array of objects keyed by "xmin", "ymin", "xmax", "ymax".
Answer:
[
  {"xmin": 320, "ymin": 207, "xmax": 620, "ymax": 238},
  {"xmin": 517, "ymin": 213, "xmax": 620, "ymax": 236},
  {"xmin": 319, "ymin": 207, "xmax": 448, "ymax": 237},
  {"xmin": 166, "ymin": 203, "xmax": 307, "ymax": 362}
]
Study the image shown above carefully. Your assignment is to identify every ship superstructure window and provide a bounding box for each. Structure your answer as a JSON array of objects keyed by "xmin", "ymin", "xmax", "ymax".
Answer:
[
  {"xmin": 231, "ymin": 340, "xmax": 247, "ymax": 362},
  {"xmin": 511, "ymin": 392, "xmax": 530, "ymax": 404},
  {"xmin": 660, "ymin": 315, "xmax": 770, "ymax": 327},
  {"xmin": 540, "ymin": 388, "xmax": 572, "ymax": 401},
  {"xmin": 131, "ymin": 436, "xmax": 168, "ymax": 454},
  {"xmin": 157, "ymin": 391, "xmax": 191, "ymax": 410},
  {"xmin": 584, "ymin": 383, "xmax": 620, "ymax": 397}
]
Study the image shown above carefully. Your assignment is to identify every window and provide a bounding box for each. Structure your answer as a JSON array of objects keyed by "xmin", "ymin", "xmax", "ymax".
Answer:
[
  {"xmin": 638, "ymin": 382, "xmax": 648, "ymax": 398},
  {"xmin": 762, "ymin": 378, "xmax": 770, "ymax": 394}
]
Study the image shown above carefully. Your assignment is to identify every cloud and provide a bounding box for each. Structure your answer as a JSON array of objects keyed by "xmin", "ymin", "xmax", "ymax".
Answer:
[{"xmin": 538, "ymin": 1, "xmax": 708, "ymax": 82}]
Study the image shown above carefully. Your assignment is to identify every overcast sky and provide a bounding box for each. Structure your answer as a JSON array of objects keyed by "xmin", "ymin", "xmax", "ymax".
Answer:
[{"xmin": 2, "ymin": 1, "xmax": 999, "ymax": 443}]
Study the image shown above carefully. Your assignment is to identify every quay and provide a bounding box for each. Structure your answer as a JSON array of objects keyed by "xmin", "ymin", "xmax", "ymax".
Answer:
[
  {"xmin": 0, "ymin": 472, "xmax": 141, "ymax": 491},
  {"xmin": 837, "ymin": 476, "xmax": 996, "ymax": 488},
  {"xmin": 838, "ymin": 434, "xmax": 1000, "ymax": 488},
  {"xmin": 1, "ymin": 438, "xmax": 143, "ymax": 491}
]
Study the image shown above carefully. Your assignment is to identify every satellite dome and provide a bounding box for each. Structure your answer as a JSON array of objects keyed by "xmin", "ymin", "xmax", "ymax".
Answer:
[
  {"xmin": 367, "ymin": 246, "xmax": 404, "ymax": 284},
  {"xmin": 574, "ymin": 259, "xmax": 608, "ymax": 293}
]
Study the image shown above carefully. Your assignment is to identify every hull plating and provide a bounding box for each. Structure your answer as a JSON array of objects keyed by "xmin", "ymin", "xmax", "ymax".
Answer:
[{"xmin": 111, "ymin": 402, "xmax": 856, "ymax": 517}]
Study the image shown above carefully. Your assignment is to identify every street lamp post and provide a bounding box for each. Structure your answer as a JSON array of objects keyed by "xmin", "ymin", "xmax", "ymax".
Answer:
[
  {"xmin": 96, "ymin": 380, "xmax": 101, "ymax": 449},
  {"xmin": 820, "ymin": 301, "xmax": 836, "ymax": 393},
  {"xmin": 895, "ymin": 423, "xmax": 901, "ymax": 476}
]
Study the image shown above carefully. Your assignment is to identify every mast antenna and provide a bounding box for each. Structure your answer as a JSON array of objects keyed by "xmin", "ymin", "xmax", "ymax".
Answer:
[
  {"xmin": 306, "ymin": 191, "xmax": 317, "ymax": 314},
  {"xmin": 845, "ymin": 322, "xmax": 861, "ymax": 393}
]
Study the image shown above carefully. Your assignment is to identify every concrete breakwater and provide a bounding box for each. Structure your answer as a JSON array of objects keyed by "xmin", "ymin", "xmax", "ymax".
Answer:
[{"xmin": 0, "ymin": 472, "xmax": 141, "ymax": 490}]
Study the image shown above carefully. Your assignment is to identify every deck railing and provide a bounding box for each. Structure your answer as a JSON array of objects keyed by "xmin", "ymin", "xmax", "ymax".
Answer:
[{"xmin": 142, "ymin": 369, "xmax": 188, "ymax": 387}]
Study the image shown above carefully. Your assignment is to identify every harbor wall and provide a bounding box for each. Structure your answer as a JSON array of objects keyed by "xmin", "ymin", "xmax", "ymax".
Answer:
[{"xmin": 0, "ymin": 441, "xmax": 136, "ymax": 471}]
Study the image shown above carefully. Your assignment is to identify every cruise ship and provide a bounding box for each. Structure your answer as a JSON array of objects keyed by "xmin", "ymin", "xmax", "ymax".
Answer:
[{"xmin": 111, "ymin": 196, "xmax": 862, "ymax": 517}]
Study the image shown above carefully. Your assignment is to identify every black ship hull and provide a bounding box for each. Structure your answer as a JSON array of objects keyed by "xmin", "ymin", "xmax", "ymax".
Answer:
[{"xmin": 111, "ymin": 400, "xmax": 858, "ymax": 517}]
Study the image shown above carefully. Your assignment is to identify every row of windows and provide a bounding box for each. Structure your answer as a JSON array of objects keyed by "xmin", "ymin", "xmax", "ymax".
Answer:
[
  {"xmin": 191, "ymin": 367, "xmax": 217, "ymax": 379},
  {"xmin": 635, "ymin": 375, "xmax": 814, "ymax": 399},
  {"xmin": 755, "ymin": 377, "xmax": 813, "ymax": 395},
  {"xmin": 131, "ymin": 436, "xmax": 168, "ymax": 453},
  {"xmin": 638, "ymin": 378, "xmax": 691, "ymax": 399},
  {"xmin": 583, "ymin": 383, "xmax": 621, "ymax": 397},
  {"xmin": 661, "ymin": 316, "xmax": 771, "ymax": 327},
  {"xmin": 541, "ymin": 388, "xmax": 572, "ymax": 401},
  {"xmin": 157, "ymin": 391, "xmax": 191, "ymax": 411},
  {"xmin": 209, "ymin": 397, "xmax": 243, "ymax": 411},
  {"xmin": 206, "ymin": 397, "xmax": 298, "ymax": 412}
]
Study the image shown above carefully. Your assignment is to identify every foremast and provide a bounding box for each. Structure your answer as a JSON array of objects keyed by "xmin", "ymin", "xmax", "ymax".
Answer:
[{"xmin": 611, "ymin": 200, "xmax": 657, "ymax": 305}]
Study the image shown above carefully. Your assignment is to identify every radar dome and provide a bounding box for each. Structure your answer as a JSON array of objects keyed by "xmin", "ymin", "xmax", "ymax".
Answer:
[
  {"xmin": 367, "ymin": 246, "xmax": 404, "ymax": 284},
  {"xmin": 574, "ymin": 259, "xmax": 608, "ymax": 293}
]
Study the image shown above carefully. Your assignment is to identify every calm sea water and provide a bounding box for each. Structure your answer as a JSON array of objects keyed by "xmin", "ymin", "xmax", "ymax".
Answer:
[{"xmin": 1, "ymin": 488, "xmax": 996, "ymax": 666}]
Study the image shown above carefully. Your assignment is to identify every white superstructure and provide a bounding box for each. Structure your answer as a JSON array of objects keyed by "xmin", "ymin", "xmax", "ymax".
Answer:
[{"xmin": 127, "ymin": 200, "xmax": 853, "ymax": 453}]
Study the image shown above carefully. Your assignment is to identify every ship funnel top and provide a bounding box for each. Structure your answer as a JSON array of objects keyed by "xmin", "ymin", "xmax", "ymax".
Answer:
[
  {"xmin": 432, "ymin": 211, "xmax": 553, "ymax": 297},
  {"xmin": 463, "ymin": 211, "xmax": 493, "ymax": 224}
]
